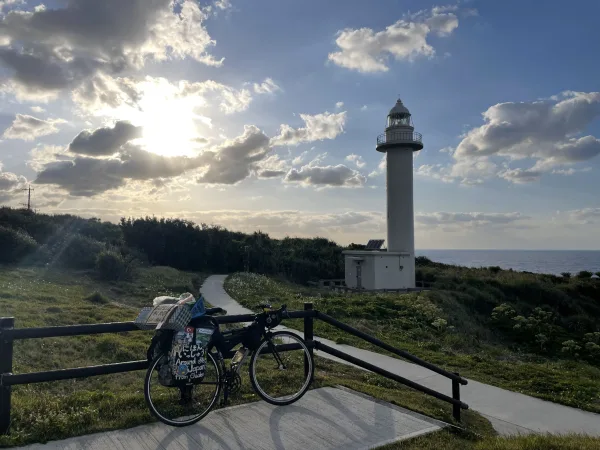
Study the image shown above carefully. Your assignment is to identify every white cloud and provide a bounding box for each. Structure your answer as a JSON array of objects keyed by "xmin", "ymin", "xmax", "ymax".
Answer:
[
  {"xmin": 2, "ymin": 114, "xmax": 65, "ymax": 141},
  {"xmin": 416, "ymin": 211, "xmax": 530, "ymax": 229},
  {"xmin": 0, "ymin": 0, "xmax": 222, "ymax": 101},
  {"xmin": 0, "ymin": 162, "xmax": 27, "ymax": 203},
  {"xmin": 497, "ymin": 168, "xmax": 543, "ymax": 184},
  {"xmin": 368, "ymin": 155, "xmax": 387, "ymax": 177},
  {"xmin": 335, "ymin": 101, "xmax": 344, "ymax": 109},
  {"xmin": 32, "ymin": 123, "xmax": 274, "ymax": 195},
  {"xmin": 252, "ymin": 78, "xmax": 281, "ymax": 95},
  {"xmin": 256, "ymin": 154, "xmax": 289, "ymax": 179},
  {"xmin": 328, "ymin": 5, "xmax": 467, "ymax": 73},
  {"xmin": 415, "ymin": 164, "xmax": 454, "ymax": 183},
  {"xmin": 284, "ymin": 160, "xmax": 366, "ymax": 188},
  {"xmin": 345, "ymin": 153, "xmax": 366, "ymax": 168},
  {"xmin": 171, "ymin": 209, "xmax": 385, "ymax": 238},
  {"xmin": 214, "ymin": 0, "xmax": 232, "ymax": 10},
  {"xmin": 68, "ymin": 121, "xmax": 143, "ymax": 156},
  {"xmin": 292, "ymin": 151, "xmax": 309, "ymax": 166},
  {"xmin": 424, "ymin": 91, "xmax": 600, "ymax": 185},
  {"xmin": 74, "ymin": 75, "xmax": 275, "ymax": 118},
  {"xmin": 30, "ymin": 105, "xmax": 45, "ymax": 113},
  {"xmin": 454, "ymin": 91, "xmax": 600, "ymax": 183},
  {"xmin": 195, "ymin": 125, "xmax": 272, "ymax": 184},
  {"xmin": 551, "ymin": 167, "xmax": 592, "ymax": 176},
  {"xmin": 564, "ymin": 208, "xmax": 600, "ymax": 225},
  {"xmin": 271, "ymin": 111, "xmax": 347, "ymax": 146}
]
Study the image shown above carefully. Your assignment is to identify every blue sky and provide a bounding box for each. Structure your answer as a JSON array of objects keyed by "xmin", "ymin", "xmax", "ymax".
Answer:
[{"xmin": 0, "ymin": 0, "xmax": 599, "ymax": 249}]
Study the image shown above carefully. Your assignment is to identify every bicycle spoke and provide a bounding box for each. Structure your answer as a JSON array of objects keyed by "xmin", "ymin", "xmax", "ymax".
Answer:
[
  {"xmin": 250, "ymin": 331, "xmax": 313, "ymax": 405},
  {"xmin": 145, "ymin": 352, "xmax": 221, "ymax": 426}
]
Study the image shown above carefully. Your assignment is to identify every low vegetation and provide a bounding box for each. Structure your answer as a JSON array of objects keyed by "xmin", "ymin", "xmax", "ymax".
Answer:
[
  {"xmin": 0, "ymin": 207, "xmax": 345, "ymax": 284},
  {"xmin": 3, "ymin": 266, "xmax": 592, "ymax": 450},
  {"xmin": 0, "ymin": 265, "xmax": 495, "ymax": 448},
  {"xmin": 225, "ymin": 271, "xmax": 600, "ymax": 413}
]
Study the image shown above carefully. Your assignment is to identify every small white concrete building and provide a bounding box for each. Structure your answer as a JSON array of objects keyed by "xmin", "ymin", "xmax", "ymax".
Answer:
[{"xmin": 344, "ymin": 99, "xmax": 423, "ymax": 290}]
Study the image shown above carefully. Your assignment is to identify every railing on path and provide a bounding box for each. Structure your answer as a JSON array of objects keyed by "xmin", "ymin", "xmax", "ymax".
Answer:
[{"xmin": 0, "ymin": 304, "xmax": 468, "ymax": 434}]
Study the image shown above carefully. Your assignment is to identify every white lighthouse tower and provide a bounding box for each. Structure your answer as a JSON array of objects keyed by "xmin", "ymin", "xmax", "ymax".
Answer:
[{"xmin": 343, "ymin": 98, "xmax": 423, "ymax": 290}]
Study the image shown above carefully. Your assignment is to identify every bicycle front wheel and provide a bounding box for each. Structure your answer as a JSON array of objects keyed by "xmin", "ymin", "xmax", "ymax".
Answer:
[
  {"xmin": 249, "ymin": 331, "xmax": 313, "ymax": 406},
  {"xmin": 144, "ymin": 351, "xmax": 221, "ymax": 427}
]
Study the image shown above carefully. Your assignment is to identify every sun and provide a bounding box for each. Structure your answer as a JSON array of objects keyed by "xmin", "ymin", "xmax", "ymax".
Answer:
[
  {"xmin": 137, "ymin": 97, "xmax": 201, "ymax": 157},
  {"xmin": 98, "ymin": 78, "xmax": 210, "ymax": 157}
]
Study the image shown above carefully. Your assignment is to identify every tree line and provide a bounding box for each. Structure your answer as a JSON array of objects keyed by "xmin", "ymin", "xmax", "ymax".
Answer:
[{"xmin": 0, "ymin": 207, "xmax": 345, "ymax": 283}]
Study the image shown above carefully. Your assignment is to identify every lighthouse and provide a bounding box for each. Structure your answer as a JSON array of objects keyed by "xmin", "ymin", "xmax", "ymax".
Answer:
[{"xmin": 343, "ymin": 98, "xmax": 423, "ymax": 290}]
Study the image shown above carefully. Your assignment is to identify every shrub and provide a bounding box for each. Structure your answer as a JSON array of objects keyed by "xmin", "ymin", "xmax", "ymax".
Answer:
[
  {"xmin": 488, "ymin": 266, "xmax": 502, "ymax": 274},
  {"xmin": 84, "ymin": 292, "xmax": 109, "ymax": 304},
  {"xmin": 561, "ymin": 340, "xmax": 581, "ymax": 358},
  {"xmin": 577, "ymin": 270, "xmax": 593, "ymax": 279},
  {"xmin": 0, "ymin": 225, "xmax": 38, "ymax": 263},
  {"xmin": 44, "ymin": 233, "xmax": 105, "ymax": 269},
  {"xmin": 95, "ymin": 250, "xmax": 132, "ymax": 281},
  {"xmin": 561, "ymin": 272, "xmax": 571, "ymax": 279},
  {"xmin": 415, "ymin": 256, "xmax": 434, "ymax": 267}
]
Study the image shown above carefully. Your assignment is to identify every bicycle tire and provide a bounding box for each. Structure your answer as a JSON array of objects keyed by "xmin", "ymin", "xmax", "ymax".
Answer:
[
  {"xmin": 249, "ymin": 330, "xmax": 314, "ymax": 406},
  {"xmin": 144, "ymin": 351, "xmax": 221, "ymax": 427}
]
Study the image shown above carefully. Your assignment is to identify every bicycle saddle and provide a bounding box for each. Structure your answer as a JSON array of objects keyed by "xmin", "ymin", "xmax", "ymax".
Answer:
[
  {"xmin": 256, "ymin": 303, "xmax": 272, "ymax": 311},
  {"xmin": 205, "ymin": 307, "xmax": 226, "ymax": 315}
]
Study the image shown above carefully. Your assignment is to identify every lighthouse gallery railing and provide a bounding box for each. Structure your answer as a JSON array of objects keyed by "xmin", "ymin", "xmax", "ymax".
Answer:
[{"xmin": 377, "ymin": 131, "xmax": 422, "ymax": 145}]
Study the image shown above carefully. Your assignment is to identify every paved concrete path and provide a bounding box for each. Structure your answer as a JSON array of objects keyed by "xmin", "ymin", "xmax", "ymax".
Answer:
[
  {"xmin": 18, "ymin": 387, "xmax": 444, "ymax": 450},
  {"xmin": 201, "ymin": 275, "xmax": 600, "ymax": 437}
]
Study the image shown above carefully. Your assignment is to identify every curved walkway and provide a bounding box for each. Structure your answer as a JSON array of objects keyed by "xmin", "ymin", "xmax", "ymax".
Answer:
[{"xmin": 201, "ymin": 275, "xmax": 600, "ymax": 437}]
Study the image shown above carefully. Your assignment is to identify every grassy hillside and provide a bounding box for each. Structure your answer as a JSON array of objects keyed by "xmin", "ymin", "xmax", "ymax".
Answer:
[
  {"xmin": 0, "ymin": 265, "xmax": 205, "ymax": 446},
  {"xmin": 225, "ymin": 271, "xmax": 600, "ymax": 413},
  {"xmin": 1, "ymin": 266, "xmax": 598, "ymax": 449},
  {"xmin": 0, "ymin": 265, "xmax": 497, "ymax": 448}
]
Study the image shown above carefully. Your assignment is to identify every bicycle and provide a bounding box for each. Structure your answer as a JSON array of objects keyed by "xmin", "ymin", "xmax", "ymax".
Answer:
[{"xmin": 143, "ymin": 303, "xmax": 314, "ymax": 427}]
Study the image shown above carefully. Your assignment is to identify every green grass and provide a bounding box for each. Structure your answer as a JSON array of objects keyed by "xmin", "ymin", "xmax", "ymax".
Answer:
[
  {"xmin": 0, "ymin": 265, "xmax": 206, "ymax": 447},
  {"xmin": 0, "ymin": 264, "xmax": 496, "ymax": 448},
  {"xmin": 0, "ymin": 266, "xmax": 596, "ymax": 449},
  {"xmin": 224, "ymin": 272, "xmax": 600, "ymax": 413}
]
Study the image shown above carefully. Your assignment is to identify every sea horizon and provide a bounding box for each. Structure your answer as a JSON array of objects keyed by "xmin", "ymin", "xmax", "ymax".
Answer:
[{"xmin": 415, "ymin": 249, "xmax": 600, "ymax": 275}]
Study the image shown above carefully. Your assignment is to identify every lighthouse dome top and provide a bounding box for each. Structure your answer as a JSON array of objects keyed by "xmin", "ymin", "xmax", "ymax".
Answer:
[
  {"xmin": 388, "ymin": 99, "xmax": 410, "ymax": 116},
  {"xmin": 386, "ymin": 98, "xmax": 413, "ymax": 128}
]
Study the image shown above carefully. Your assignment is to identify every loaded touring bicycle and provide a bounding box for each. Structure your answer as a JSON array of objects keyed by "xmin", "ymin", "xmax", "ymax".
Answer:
[{"xmin": 135, "ymin": 293, "xmax": 314, "ymax": 426}]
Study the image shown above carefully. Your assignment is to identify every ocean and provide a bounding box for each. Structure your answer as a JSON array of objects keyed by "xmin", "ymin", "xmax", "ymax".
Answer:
[{"xmin": 415, "ymin": 250, "xmax": 600, "ymax": 276}]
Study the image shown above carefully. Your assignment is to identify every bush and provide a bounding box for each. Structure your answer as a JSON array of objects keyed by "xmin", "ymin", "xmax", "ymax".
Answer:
[
  {"xmin": 43, "ymin": 233, "xmax": 105, "ymax": 269},
  {"xmin": 95, "ymin": 250, "xmax": 132, "ymax": 281},
  {"xmin": 561, "ymin": 272, "xmax": 571, "ymax": 279},
  {"xmin": 415, "ymin": 256, "xmax": 434, "ymax": 267},
  {"xmin": 84, "ymin": 292, "xmax": 109, "ymax": 304},
  {"xmin": 0, "ymin": 225, "xmax": 38, "ymax": 263},
  {"xmin": 577, "ymin": 271, "xmax": 593, "ymax": 279}
]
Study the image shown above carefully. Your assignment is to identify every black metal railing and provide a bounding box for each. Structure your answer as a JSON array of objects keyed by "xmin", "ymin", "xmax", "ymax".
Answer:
[
  {"xmin": 0, "ymin": 303, "xmax": 468, "ymax": 434},
  {"xmin": 377, "ymin": 131, "xmax": 423, "ymax": 146}
]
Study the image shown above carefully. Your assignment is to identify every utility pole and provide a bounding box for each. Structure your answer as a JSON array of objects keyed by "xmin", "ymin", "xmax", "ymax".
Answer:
[{"xmin": 21, "ymin": 185, "xmax": 34, "ymax": 212}]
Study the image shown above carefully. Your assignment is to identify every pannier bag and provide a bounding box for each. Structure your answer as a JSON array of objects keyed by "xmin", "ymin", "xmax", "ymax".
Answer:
[{"xmin": 158, "ymin": 325, "xmax": 215, "ymax": 386}]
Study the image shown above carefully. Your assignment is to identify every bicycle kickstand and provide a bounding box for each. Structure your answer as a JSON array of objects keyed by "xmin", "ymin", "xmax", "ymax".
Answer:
[{"xmin": 222, "ymin": 377, "xmax": 230, "ymax": 406}]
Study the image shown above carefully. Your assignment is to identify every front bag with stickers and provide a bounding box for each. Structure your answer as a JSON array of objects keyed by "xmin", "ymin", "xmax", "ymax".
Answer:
[{"xmin": 158, "ymin": 326, "xmax": 215, "ymax": 386}]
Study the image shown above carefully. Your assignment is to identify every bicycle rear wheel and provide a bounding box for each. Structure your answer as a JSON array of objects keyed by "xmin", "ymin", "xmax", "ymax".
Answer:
[
  {"xmin": 249, "ymin": 331, "xmax": 313, "ymax": 406},
  {"xmin": 144, "ymin": 351, "xmax": 221, "ymax": 427}
]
